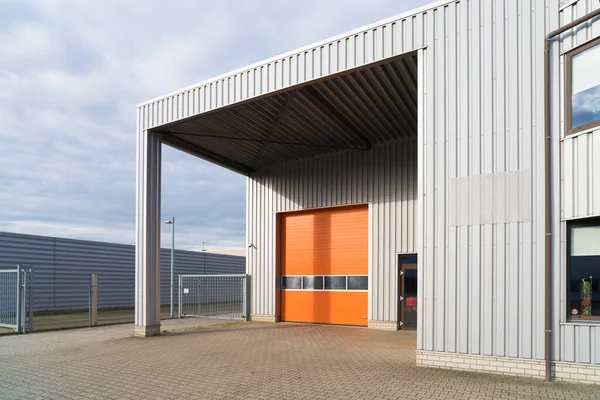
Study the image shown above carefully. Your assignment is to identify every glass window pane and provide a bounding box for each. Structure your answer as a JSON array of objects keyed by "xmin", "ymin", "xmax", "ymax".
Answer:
[
  {"xmin": 404, "ymin": 269, "xmax": 418, "ymax": 296},
  {"xmin": 401, "ymin": 254, "xmax": 417, "ymax": 264},
  {"xmin": 572, "ymin": 226, "xmax": 600, "ymax": 256},
  {"xmin": 569, "ymin": 223, "xmax": 600, "ymax": 318},
  {"xmin": 403, "ymin": 269, "xmax": 418, "ymax": 329},
  {"xmin": 282, "ymin": 276, "xmax": 301, "ymax": 290},
  {"xmin": 569, "ymin": 256, "xmax": 599, "ymax": 317},
  {"xmin": 347, "ymin": 276, "xmax": 368, "ymax": 290},
  {"xmin": 571, "ymin": 42, "xmax": 600, "ymax": 129},
  {"xmin": 303, "ymin": 276, "xmax": 323, "ymax": 290},
  {"xmin": 324, "ymin": 276, "xmax": 346, "ymax": 290}
]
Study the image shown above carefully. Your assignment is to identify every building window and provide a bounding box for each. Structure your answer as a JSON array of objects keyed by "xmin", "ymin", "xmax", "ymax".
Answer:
[
  {"xmin": 567, "ymin": 219, "xmax": 600, "ymax": 321},
  {"xmin": 566, "ymin": 37, "xmax": 600, "ymax": 135},
  {"xmin": 347, "ymin": 276, "xmax": 368, "ymax": 290},
  {"xmin": 281, "ymin": 275, "xmax": 367, "ymax": 291}
]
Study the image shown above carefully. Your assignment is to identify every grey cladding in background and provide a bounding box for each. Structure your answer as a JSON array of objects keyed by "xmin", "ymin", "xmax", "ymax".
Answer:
[{"xmin": 0, "ymin": 231, "xmax": 245, "ymax": 310}]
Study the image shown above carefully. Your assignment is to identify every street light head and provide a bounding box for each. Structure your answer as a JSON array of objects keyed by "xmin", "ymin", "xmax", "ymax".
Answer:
[{"xmin": 164, "ymin": 220, "xmax": 173, "ymax": 224}]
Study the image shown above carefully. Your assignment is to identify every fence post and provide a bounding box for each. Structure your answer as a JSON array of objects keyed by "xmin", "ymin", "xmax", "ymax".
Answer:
[
  {"xmin": 89, "ymin": 274, "xmax": 98, "ymax": 327},
  {"xmin": 88, "ymin": 277, "xmax": 91, "ymax": 327},
  {"xmin": 21, "ymin": 269, "xmax": 27, "ymax": 333},
  {"xmin": 28, "ymin": 268, "xmax": 33, "ymax": 333},
  {"xmin": 242, "ymin": 275, "xmax": 248, "ymax": 320},
  {"xmin": 16, "ymin": 265, "xmax": 21, "ymax": 333},
  {"xmin": 178, "ymin": 274, "xmax": 182, "ymax": 319}
]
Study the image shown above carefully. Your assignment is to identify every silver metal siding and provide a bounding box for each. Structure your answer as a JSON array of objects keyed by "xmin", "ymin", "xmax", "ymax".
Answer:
[
  {"xmin": 558, "ymin": 0, "xmax": 600, "ymax": 365},
  {"xmin": 0, "ymin": 231, "xmax": 245, "ymax": 310},
  {"xmin": 417, "ymin": 0, "xmax": 553, "ymax": 360},
  {"xmin": 247, "ymin": 140, "xmax": 418, "ymax": 321},
  {"xmin": 562, "ymin": 130, "xmax": 600, "ymax": 219},
  {"xmin": 136, "ymin": 0, "xmax": 597, "ymax": 365},
  {"xmin": 226, "ymin": 0, "xmax": 553, "ymax": 359}
]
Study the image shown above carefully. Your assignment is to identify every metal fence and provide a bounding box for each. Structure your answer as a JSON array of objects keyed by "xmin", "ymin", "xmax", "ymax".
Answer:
[
  {"xmin": 27, "ymin": 279, "xmax": 177, "ymax": 332},
  {"xmin": 30, "ymin": 279, "xmax": 104, "ymax": 332},
  {"xmin": 179, "ymin": 274, "xmax": 248, "ymax": 320},
  {"xmin": 0, "ymin": 269, "xmax": 19, "ymax": 330},
  {"xmin": 1, "ymin": 272, "xmax": 172, "ymax": 333},
  {"xmin": 0, "ymin": 231, "xmax": 246, "ymax": 311},
  {"xmin": 0, "ymin": 267, "xmax": 32, "ymax": 333},
  {"xmin": 1, "ymin": 267, "xmax": 249, "ymax": 333}
]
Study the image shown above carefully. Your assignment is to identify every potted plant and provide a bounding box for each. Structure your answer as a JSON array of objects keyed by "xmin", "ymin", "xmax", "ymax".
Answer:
[{"xmin": 581, "ymin": 276, "xmax": 593, "ymax": 316}]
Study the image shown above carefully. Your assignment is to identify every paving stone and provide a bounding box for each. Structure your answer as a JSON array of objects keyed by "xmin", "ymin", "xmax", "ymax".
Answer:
[{"xmin": 0, "ymin": 321, "xmax": 598, "ymax": 399}]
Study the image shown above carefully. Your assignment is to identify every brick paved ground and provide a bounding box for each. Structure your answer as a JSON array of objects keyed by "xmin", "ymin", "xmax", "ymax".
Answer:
[{"xmin": 0, "ymin": 320, "xmax": 599, "ymax": 399}]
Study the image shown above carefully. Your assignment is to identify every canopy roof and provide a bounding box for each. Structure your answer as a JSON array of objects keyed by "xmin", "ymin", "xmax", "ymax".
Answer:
[{"xmin": 154, "ymin": 52, "xmax": 417, "ymax": 175}]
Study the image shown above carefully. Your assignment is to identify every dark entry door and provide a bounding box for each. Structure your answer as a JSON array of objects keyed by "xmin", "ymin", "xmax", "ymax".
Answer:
[{"xmin": 399, "ymin": 254, "xmax": 418, "ymax": 329}]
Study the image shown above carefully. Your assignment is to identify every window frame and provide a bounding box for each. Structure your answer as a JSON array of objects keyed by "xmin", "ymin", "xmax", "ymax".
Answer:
[
  {"xmin": 566, "ymin": 217, "xmax": 600, "ymax": 322},
  {"xmin": 280, "ymin": 275, "xmax": 368, "ymax": 291},
  {"xmin": 565, "ymin": 36, "xmax": 600, "ymax": 136}
]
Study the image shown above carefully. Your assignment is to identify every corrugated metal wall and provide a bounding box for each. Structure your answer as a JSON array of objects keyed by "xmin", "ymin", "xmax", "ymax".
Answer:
[
  {"xmin": 136, "ymin": 0, "xmax": 600, "ymax": 365},
  {"xmin": 563, "ymin": 131, "xmax": 600, "ymax": 219},
  {"xmin": 557, "ymin": 0, "xmax": 600, "ymax": 365},
  {"xmin": 247, "ymin": 139, "xmax": 417, "ymax": 320},
  {"xmin": 0, "ymin": 232, "xmax": 245, "ymax": 311},
  {"xmin": 415, "ymin": 0, "xmax": 550, "ymax": 361}
]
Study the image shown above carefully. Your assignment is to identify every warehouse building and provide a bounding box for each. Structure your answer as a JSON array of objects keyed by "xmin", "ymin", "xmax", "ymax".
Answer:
[
  {"xmin": 0, "ymin": 231, "xmax": 245, "ymax": 311},
  {"xmin": 135, "ymin": 0, "xmax": 600, "ymax": 383}
]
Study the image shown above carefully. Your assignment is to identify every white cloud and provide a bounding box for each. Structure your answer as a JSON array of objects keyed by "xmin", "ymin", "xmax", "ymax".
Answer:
[{"xmin": 0, "ymin": 0, "xmax": 429, "ymax": 250}]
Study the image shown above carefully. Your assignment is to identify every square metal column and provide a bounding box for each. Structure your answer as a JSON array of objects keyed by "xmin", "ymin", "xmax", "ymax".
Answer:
[{"xmin": 134, "ymin": 129, "xmax": 162, "ymax": 337}]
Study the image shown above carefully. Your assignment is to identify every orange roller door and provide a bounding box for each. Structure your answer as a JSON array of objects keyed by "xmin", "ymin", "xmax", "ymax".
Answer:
[{"xmin": 280, "ymin": 205, "xmax": 368, "ymax": 326}]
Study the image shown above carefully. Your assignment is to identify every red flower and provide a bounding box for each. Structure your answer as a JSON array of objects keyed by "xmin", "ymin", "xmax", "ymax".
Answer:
[{"xmin": 581, "ymin": 300, "xmax": 590, "ymax": 307}]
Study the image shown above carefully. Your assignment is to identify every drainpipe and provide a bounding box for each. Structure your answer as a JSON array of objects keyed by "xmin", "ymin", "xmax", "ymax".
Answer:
[{"xmin": 543, "ymin": 6, "xmax": 600, "ymax": 382}]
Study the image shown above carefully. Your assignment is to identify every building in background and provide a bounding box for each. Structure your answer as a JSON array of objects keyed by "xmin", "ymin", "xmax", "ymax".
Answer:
[
  {"xmin": 0, "ymin": 231, "xmax": 245, "ymax": 311},
  {"xmin": 134, "ymin": 0, "xmax": 600, "ymax": 384},
  {"xmin": 205, "ymin": 249, "xmax": 246, "ymax": 257}
]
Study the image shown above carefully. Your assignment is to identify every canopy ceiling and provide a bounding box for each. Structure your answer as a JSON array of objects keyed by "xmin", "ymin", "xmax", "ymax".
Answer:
[{"xmin": 155, "ymin": 52, "xmax": 418, "ymax": 175}]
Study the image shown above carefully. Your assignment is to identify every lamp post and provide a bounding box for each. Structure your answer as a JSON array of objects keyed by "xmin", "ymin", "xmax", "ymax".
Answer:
[{"xmin": 164, "ymin": 217, "xmax": 175, "ymax": 319}]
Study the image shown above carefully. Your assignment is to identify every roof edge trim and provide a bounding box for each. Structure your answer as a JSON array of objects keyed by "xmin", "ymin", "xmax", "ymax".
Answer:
[
  {"xmin": 146, "ymin": 50, "xmax": 420, "ymax": 131},
  {"xmin": 137, "ymin": 0, "xmax": 455, "ymax": 108}
]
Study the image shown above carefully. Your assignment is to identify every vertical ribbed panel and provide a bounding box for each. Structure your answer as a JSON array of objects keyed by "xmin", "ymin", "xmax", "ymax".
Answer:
[
  {"xmin": 563, "ymin": 129, "xmax": 600, "ymax": 219},
  {"xmin": 0, "ymin": 231, "xmax": 244, "ymax": 310},
  {"xmin": 558, "ymin": 0, "xmax": 600, "ymax": 365},
  {"xmin": 415, "ymin": 0, "xmax": 552, "ymax": 360},
  {"xmin": 247, "ymin": 140, "xmax": 418, "ymax": 321}
]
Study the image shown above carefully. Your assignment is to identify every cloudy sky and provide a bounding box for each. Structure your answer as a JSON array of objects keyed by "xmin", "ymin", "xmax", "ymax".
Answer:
[{"xmin": 0, "ymin": 0, "xmax": 429, "ymax": 251}]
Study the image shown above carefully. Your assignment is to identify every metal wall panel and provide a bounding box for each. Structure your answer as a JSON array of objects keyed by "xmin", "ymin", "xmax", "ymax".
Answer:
[
  {"xmin": 558, "ymin": 0, "xmax": 600, "ymax": 366},
  {"xmin": 0, "ymin": 232, "xmax": 244, "ymax": 311},
  {"xmin": 137, "ymin": 0, "xmax": 551, "ymax": 360},
  {"xmin": 563, "ymin": 130, "xmax": 600, "ymax": 219},
  {"xmin": 247, "ymin": 139, "xmax": 418, "ymax": 321},
  {"xmin": 137, "ymin": 0, "xmax": 600, "ymax": 366},
  {"xmin": 410, "ymin": 0, "xmax": 551, "ymax": 361},
  {"xmin": 449, "ymin": 170, "xmax": 531, "ymax": 227}
]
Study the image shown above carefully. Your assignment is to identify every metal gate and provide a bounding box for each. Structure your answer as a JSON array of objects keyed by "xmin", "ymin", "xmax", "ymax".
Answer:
[
  {"xmin": 179, "ymin": 274, "xmax": 247, "ymax": 320},
  {"xmin": 0, "ymin": 266, "xmax": 32, "ymax": 333}
]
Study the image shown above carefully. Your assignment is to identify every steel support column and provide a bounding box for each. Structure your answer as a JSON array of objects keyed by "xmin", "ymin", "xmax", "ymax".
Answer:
[{"xmin": 135, "ymin": 129, "xmax": 162, "ymax": 337}]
